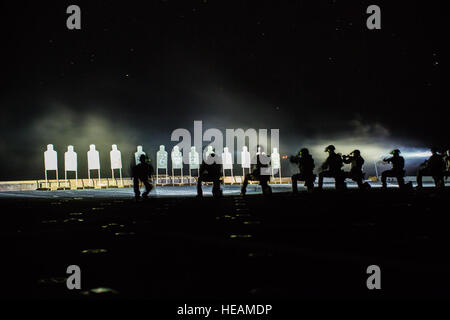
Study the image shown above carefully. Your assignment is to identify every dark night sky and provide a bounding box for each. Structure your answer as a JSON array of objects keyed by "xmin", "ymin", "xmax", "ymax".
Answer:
[{"xmin": 0, "ymin": 0, "xmax": 443, "ymax": 180}]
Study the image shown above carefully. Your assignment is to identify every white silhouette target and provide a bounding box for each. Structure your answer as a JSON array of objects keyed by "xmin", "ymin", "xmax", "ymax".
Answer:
[
  {"xmin": 44, "ymin": 144, "xmax": 58, "ymax": 171},
  {"xmin": 64, "ymin": 145, "xmax": 78, "ymax": 185},
  {"xmin": 222, "ymin": 147, "xmax": 234, "ymax": 182},
  {"xmin": 241, "ymin": 146, "xmax": 251, "ymax": 168},
  {"xmin": 110, "ymin": 144, "xmax": 123, "ymax": 184},
  {"xmin": 87, "ymin": 144, "xmax": 101, "ymax": 183},
  {"xmin": 171, "ymin": 146, "xmax": 183, "ymax": 185},
  {"xmin": 156, "ymin": 145, "xmax": 168, "ymax": 184},
  {"xmin": 222, "ymin": 147, "xmax": 233, "ymax": 170},
  {"xmin": 65, "ymin": 146, "xmax": 77, "ymax": 171},
  {"xmin": 44, "ymin": 144, "xmax": 58, "ymax": 187},
  {"xmin": 255, "ymin": 147, "xmax": 271, "ymax": 177},
  {"xmin": 171, "ymin": 146, "xmax": 183, "ymax": 169},
  {"xmin": 205, "ymin": 145, "xmax": 214, "ymax": 161},
  {"xmin": 257, "ymin": 146, "xmax": 263, "ymax": 155},
  {"xmin": 241, "ymin": 146, "xmax": 251, "ymax": 175},
  {"xmin": 271, "ymin": 147, "xmax": 281, "ymax": 183},
  {"xmin": 157, "ymin": 145, "xmax": 168, "ymax": 169},
  {"xmin": 110, "ymin": 145, "xmax": 122, "ymax": 169},
  {"xmin": 189, "ymin": 146, "xmax": 200, "ymax": 170},
  {"xmin": 271, "ymin": 148, "xmax": 281, "ymax": 169},
  {"xmin": 135, "ymin": 146, "xmax": 146, "ymax": 165},
  {"xmin": 188, "ymin": 146, "xmax": 200, "ymax": 184}
]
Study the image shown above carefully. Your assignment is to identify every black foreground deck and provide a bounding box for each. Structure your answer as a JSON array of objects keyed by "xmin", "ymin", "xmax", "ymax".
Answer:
[{"xmin": 1, "ymin": 187, "xmax": 449, "ymax": 300}]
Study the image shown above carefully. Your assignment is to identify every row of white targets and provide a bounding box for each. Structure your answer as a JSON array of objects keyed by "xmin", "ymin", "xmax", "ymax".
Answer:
[
  {"xmin": 44, "ymin": 144, "xmax": 128, "ymax": 185},
  {"xmin": 160, "ymin": 145, "xmax": 282, "ymax": 183},
  {"xmin": 44, "ymin": 144, "xmax": 282, "ymax": 185}
]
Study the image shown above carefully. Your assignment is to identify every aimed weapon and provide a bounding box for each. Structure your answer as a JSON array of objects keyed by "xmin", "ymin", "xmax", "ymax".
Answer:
[{"xmin": 289, "ymin": 155, "xmax": 299, "ymax": 164}]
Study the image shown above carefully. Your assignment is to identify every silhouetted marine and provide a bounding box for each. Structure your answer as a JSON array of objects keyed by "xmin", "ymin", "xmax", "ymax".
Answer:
[
  {"xmin": 444, "ymin": 150, "xmax": 450, "ymax": 180},
  {"xmin": 416, "ymin": 147, "xmax": 445, "ymax": 189},
  {"xmin": 132, "ymin": 154, "xmax": 154, "ymax": 200},
  {"xmin": 318, "ymin": 145, "xmax": 346, "ymax": 190},
  {"xmin": 241, "ymin": 150, "xmax": 272, "ymax": 196},
  {"xmin": 381, "ymin": 149, "xmax": 412, "ymax": 190},
  {"xmin": 197, "ymin": 152, "xmax": 223, "ymax": 198},
  {"xmin": 290, "ymin": 148, "xmax": 316, "ymax": 193},
  {"xmin": 343, "ymin": 149, "xmax": 371, "ymax": 190}
]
